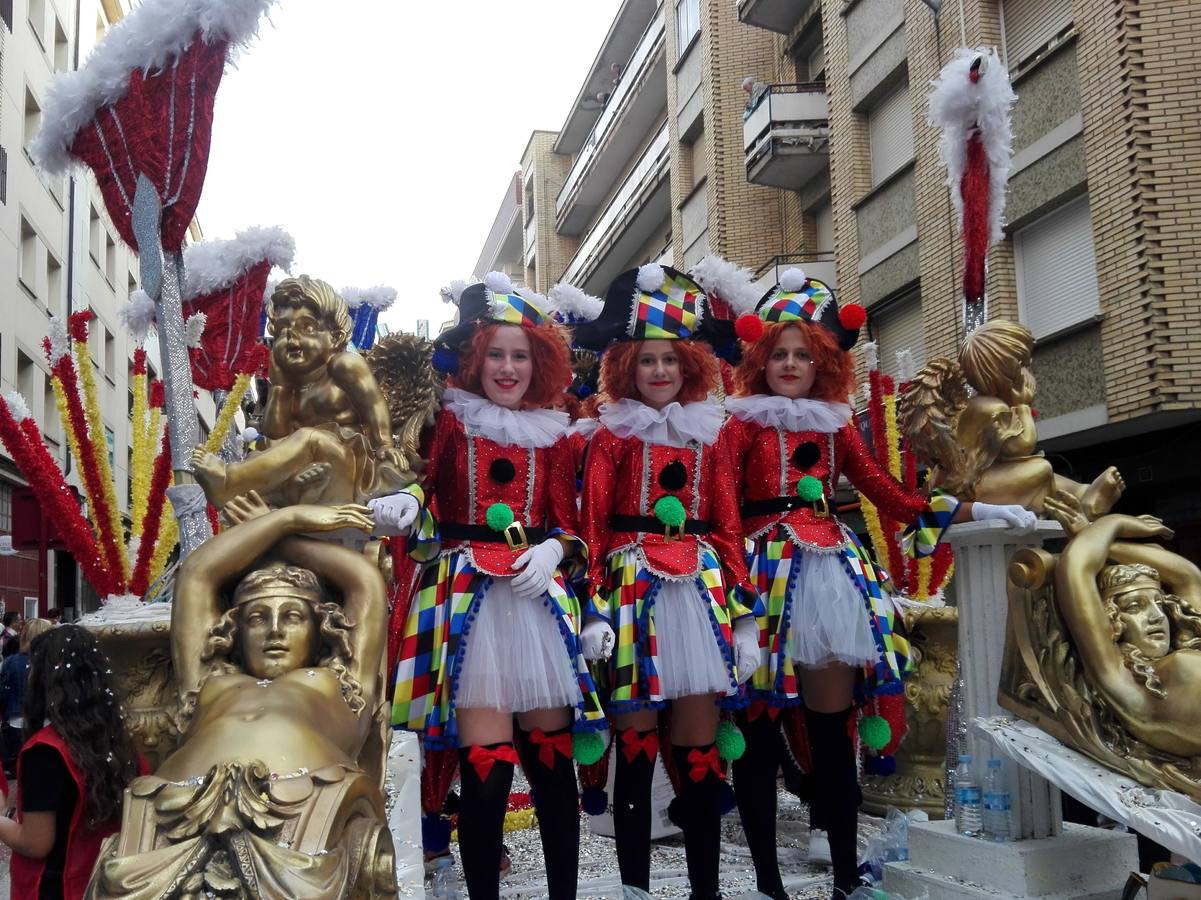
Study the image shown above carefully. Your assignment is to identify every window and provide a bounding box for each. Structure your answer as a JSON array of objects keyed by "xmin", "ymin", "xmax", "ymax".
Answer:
[
  {"xmin": 1014, "ymin": 195, "xmax": 1100, "ymax": 341},
  {"xmin": 814, "ymin": 200, "xmax": 834, "ymax": 253},
  {"xmin": 17, "ymin": 351, "xmax": 37, "ymax": 411},
  {"xmin": 47, "ymin": 253, "xmax": 62, "ymax": 314},
  {"xmin": 1001, "ymin": 0, "xmax": 1072, "ymax": 69},
  {"xmin": 872, "ymin": 294, "xmax": 926, "ymax": 382},
  {"xmin": 23, "ymin": 87, "xmax": 41, "ymax": 153},
  {"xmin": 867, "ymin": 84, "xmax": 913, "ymax": 187},
  {"xmin": 104, "ymin": 326, "xmax": 116, "ymax": 380},
  {"xmin": 0, "ymin": 483, "xmax": 11, "ymax": 532},
  {"xmin": 105, "ymin": 232, "xmax": 117, "ymax": 284},
  {"xmin": 89, "ymin": 205, "xmax": 102, "ymax": 264},
  {"xmin": 105, "ymin": 427, "xmax": 115, "ymax": 468},
  {"xmin": 53, "ymin": 16, "xmax": 68, "ymax": 72},
  {"xmin": 2, "ymin": 0, "xmax": 13, "ymax": 32},
  {"xmin": 1, "ymin": 146, "xmax": 8, "ymax": 204},
  {"xmin": 42, "ymin": 377, "xmax": 59, "ymax": 445},
  {"xmin": 27, "ymin": 0, "xmax": 44, "ymax": 46},
  {"xmin": 19, "ymin": 217, "xmax": 39, "ymax": 296},
  {"xmin": 524, "ymin": 174, "xmax": 535, "ymax": 220},
  {"xmin": 808, "ymin": 42, "xmax": 826, "ymax": 82},
  {"xmin": 676, "ymin": 0, "xmax": 699, "ymax": 53}
]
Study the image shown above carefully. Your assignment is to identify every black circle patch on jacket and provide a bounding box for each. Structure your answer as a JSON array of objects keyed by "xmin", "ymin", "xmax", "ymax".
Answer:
[
  {"xmin": 792, "ymin": 441, "xmax": 821, "ymax": 471},
  {"xmin": 658, "ymin": 460, "xmax": 688, "ymax": 491},
  {"xmin": 489, "ymin": 458, "xmax": 517, "ymax": 484}
]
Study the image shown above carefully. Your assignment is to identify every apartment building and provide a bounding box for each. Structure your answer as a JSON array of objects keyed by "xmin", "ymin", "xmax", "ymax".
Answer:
[{"xmin": 0, "ymin": 0, "xmax": 219, "ymax": 615}]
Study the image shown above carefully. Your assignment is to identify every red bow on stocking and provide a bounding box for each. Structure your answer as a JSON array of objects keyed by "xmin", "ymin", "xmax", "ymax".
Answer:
[
  {"xmin": 529, "ymin": 729, "xmax": 573, "ymax": 768},
  {"xmin": 468, "ymin": 744, "xmax": 519, "ymax": 781},
  {"xmin": 620, "ymin": 729, "xmax": 660, "ymax": 764},
  {"xmin": 687, "ymin": 746, "xmax": 723, "ymax": 783}
]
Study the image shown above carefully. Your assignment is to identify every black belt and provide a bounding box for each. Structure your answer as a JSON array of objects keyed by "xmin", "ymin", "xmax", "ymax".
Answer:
[
  {"xmin": 741, "ymin": 496, "xmax": 830, "ymax": 518},
  {"xmin": 440, "ymin": 522, "xmax": 546, "ymax": 550},
  {"xmin": 610, "ymin": 514, "xmax": 710, "ymax": 537}
]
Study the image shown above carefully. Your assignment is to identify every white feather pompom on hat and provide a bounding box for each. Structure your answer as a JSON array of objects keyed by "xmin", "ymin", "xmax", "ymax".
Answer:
[
  {"xmin": 636, "ymin": 263, "xmax": 666, "ymax": 293},
  {"xmin": 514, "ymin": 286, "xmax": 552, "ymax": 317},
  {"xmin": 118, "ymin": 289, "xmax": 157, "ymax": 342},
  {"xmin": 484, "ymin": 271, "xmax": 514, "ymax": 295},
  {"xmin": 689, "ymin": 254, "xmax": 760, "ymax": 316},
  {"xmin": 779, "ymin": 268, "xmax": 808, "ymax": 292},
  {"xmin": 440, "ymin": 279, "xmax": 467, "ymax": 306},
  {"xmin": 184, "ymin": 313, "xmax": 207, "ymax": 349},
  {"xmin": 549, "ymin": 282, "xmax": 604, "ymax": 323}
]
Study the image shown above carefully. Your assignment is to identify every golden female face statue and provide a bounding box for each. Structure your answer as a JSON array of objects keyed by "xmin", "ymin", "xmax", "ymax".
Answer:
[{"xmin": 236, "ymin": 595, "xmax": 320, "ymax": 679}]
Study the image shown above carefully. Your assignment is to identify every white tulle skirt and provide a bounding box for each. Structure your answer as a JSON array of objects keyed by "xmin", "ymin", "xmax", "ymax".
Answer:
[
  {"xmin": 652, "ymin": 576, "xmax": 732, "ymax": 698},
  {"xmin": 455, "ymin": 577, "xmax": 583, "ymax": 712},
  {"xmin": 783, "ymin": 549, "xmax": 880, "ymax": 668}
]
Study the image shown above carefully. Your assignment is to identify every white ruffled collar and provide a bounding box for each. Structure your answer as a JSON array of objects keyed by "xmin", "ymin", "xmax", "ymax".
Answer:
[
  {"xmin": 443, "ymin": 388, "xmax": 569, "ymax": 448},
  {"xmin": 725, "ymin": 394, "xmax": 852, "ymax": 433},
  {"xmin": 599, "ymin": 398, "xmax": 723, "ymax": 448},
  {"xmin": 567, "ymin": 418, "xmax": 599, "ymax": 439}
]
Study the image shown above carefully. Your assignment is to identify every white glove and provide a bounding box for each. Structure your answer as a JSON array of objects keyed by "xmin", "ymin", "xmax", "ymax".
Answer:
[
  {"xmin": 510, "ymin": 538, "xmax": 565, "ymax": 600},
  {"xmin": 368, "ymin": 492, "xmax": 421, "ymax": 536},
  {"xmin": 581, "ymin": 618, "xmax": 616, "ymax": 661},
  {"xmin": 971, "ymin": 501, "xmax": 1037, "ymax": 533},
  {"xmin": 732, "ymin": 617, "xmax": 762, "ymax": 685}
]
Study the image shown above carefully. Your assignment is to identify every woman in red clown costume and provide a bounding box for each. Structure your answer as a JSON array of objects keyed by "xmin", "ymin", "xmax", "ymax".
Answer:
[
  {"xmin": 721, "ymin": 268, "xmax": 1035, "ymax": 899},
  {"xmin": 575, "ymin": 263, "xmax": 761, "ymax": 900},
  {"xmin": 386, "ymin": 272, "xmax": 606, "ymax": 900}
]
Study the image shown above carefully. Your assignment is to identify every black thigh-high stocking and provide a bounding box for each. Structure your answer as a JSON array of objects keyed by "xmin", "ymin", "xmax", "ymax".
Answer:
[
  {"xmin": 457, "ymin": 742, "xmax": 516, "ymax": 900},
  {"xmin": 732, "ymin": 711, "xmax": 788, "ymax": 899},
  {"xmin": 805, "ymin": 707, "xmax": 861, "ymax": 895},
  {"xmin": 514, "ymin": 726, "xmax": 580, "ymax": 900},
  {"xmin": 671, "ymin": 742, "xmax": 726, "ymax": 900},
  {"xmin": 613, "ymin": 727, "xmax": 658, "ymax": 890}
]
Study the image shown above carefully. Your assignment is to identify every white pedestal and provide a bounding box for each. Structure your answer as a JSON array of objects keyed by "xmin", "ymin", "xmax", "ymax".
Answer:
[
  {"xmin": 885, "ymin": 820, "xmax": 1139, "ymax": 900},
  {"xmin": 947, "ymin": 519, "xmax": 1064, "ymax": 840}
]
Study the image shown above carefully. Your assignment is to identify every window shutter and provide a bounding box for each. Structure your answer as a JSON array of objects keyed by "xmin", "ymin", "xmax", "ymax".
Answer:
[
  {"xmin": 1015, "ymin": 196, "xmax": 1100, "ymax": 341},
  {"xmin": 873, "ymin": 295, "xmax": 926, "ymax": 381},
  {"xmin": 808, "ymin": 42, "xmax": 826, "ymax": 80},
  {"xmin": 1002, "ymin": 0, "xmax": 1072, "ymax": 68},
  {"xmin": 869, "ymin": 86, "xmax": 913, "ymax": 186},
  {"xmin": 814, "ymin": 200, "xmax": 834, "ymax": 253}
]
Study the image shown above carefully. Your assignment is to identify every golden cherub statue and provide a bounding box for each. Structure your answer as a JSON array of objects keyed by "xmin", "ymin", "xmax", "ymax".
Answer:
[
  {"xmin": 88, "ymin": 494, "xmax": 398, "ymax": 897},
  {"xmin": 900, "ymin": 319, "xmax": 1123, "ymax": 517},
  {"xmin": 192, "ymin": 277, "xmax": 414, "ymax": 508}
]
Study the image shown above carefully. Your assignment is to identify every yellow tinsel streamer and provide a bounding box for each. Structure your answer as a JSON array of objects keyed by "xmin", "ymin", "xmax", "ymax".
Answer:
[
  {"xmin": 129, "ymin": 370, "xmax": 151, "ymax": 536},
  {"xmin": 148, "ymin": 496, "xmax": 178, "ymax": 588},
  {"xmin": 860, "ymin": 494, "xmax": 890, "ymax": 575},
  {"xmin": 916, "ymin": 556, "xmax": 932, "ymax": 601},
  {"xmin": 883, "ymin": 394, "xmax": 902, "ymax": 481},
  {"xmin": 74, "ymin": 338, "xmax": 130, "ymax": 584},
  {"xmin": 202, "ymin": 373, "xmax": 252, "ymax": 455}
]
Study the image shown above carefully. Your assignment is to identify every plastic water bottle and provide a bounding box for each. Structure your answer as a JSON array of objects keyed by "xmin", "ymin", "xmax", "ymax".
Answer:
[
  {"xmin": 983, "ymin": 758, "xmax": 1013, "ymax": 842},
  {"xmin": 428, "ymin": 856, "xmax": 463, "ymax": 899},
  {"xmin": 953, "ymin": 754, "xmax": 982, "ymax": 837}
]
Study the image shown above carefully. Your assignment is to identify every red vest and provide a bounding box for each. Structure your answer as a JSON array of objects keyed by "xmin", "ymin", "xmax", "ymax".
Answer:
[{"xmin": 11, "ymin": 726, "xmax": 119, "ymax": 900}]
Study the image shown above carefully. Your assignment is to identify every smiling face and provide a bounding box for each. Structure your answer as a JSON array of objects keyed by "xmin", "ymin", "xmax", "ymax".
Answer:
[
  {"xmin": 271, "ymin": 303, "xmax": 338, "ymax": 378},
  {"xmin": 1114, "ymin": 587, "xmax": 1171, "ymax": 660},
  {"xmin": 238, "ymin": 595, "xmax": 319, "ymax": 680},
  {"xmin": 634, "ymin": 340, "xmax": 683, "ymax": 410},
  {"xmin": 765, "ymin": 326, "xmax": 818, "ymax": 400},
  {"xmin": 480, "ymin": 325, "xmax": 533, "ymax": 409}
]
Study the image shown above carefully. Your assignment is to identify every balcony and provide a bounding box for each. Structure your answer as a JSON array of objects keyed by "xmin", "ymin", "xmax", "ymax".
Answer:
[
  {"xmin": 560, "ymin": 121, "xmax": 671, "ymax": 295},
  {"xmin": 524, "ymin": 215, "xmax": 537, "ymax": 268},
  {"xmin": 737, "ymin": 0, "xmax": 814, "ymax": 34},
  {"xmin": 751, "ymin": 252, "xmax": 838, "ymax": 298},
  {"xmin": 556, "ymin": 11, "xmax": 667, "ymax": 236},
  {"xmin": 474, "ymin": 173, "xmax": 524, "ymax": 278},
  {"xmin": 744, "ymin": 83, "xmax": 829, "ymax": 190}
]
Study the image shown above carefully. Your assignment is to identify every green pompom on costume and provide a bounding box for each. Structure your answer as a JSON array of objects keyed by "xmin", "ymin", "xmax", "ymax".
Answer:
[
  {"xmin": 796, "ymin": 475, "xmax": 825, "ymax": 502},
  {"xmin": 573, "ymin": 730, "xmax": 607, "ymax": 765},
  {"xmin": 715, "ymin": 720, "xmax": 746, "ymax": 761},
  {"xmin": 858, "ymin": 714, "xmax": 892, "ymax": 751},
  {"xmin": 485, "ymin": 502, "xmax": 515, "ymax": 532},
  {"xmin": 653, "ymin": 495, "xmax": 687, "ymax": 528}
]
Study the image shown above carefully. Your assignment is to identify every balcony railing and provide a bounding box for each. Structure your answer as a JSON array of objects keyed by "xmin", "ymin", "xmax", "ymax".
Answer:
[
  {"xmin": 752, "ymin": 252, "xmax": 837, "ymax": 296},
  {"xmin": 744, "ymin": 83, "xmax": 829, "ymax": 190},
  {"xmin": 561, "ymin": 121, "xmax": 671, "ymax": 290},
  {"xmin": 556, "ymin": 10, "xmax": 666, "ymax": 230},
  {"xmin": 737, "ymin": 0, "xmax": 814, "ymax": 34}
]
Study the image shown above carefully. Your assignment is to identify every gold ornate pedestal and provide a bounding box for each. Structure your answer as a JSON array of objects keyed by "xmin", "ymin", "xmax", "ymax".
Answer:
[{"xmin": 862, "ymin": 605, "xmax": 958, "ymax": 818}]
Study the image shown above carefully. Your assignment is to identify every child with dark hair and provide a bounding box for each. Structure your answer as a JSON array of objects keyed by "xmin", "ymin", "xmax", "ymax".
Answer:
[
  {"xmin": 0, "ymin": 619, "xmax": 53, "ymax": 775},
  {"xmin": 0, "ymin": 625, "xmax": 141, "ymax": 899}
]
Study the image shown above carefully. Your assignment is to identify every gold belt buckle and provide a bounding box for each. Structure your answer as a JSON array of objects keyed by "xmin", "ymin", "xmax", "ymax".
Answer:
[
  {"xmin": 503, "ymin": 521, "xmax": 529, "ymax": 551},
  {"xmin": 663, "ymin": 522, "xmax": 683, "ymax": 541},
  {"xmin": 813, "ymin": 496, "xmax": 830, "ymax": 518}
]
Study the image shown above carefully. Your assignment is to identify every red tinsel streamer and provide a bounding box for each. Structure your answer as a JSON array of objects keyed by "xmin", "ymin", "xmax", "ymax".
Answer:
[
  {"xmin": 577, "ymin": 732, "xmax": 612, "ymax": 794},
  {"xmin": 421, "ymin": 745, "xmax": 460, "ymax": 816},
  {"xmin": 875, "ymin": 692, "xmax": 908, "ymax": 756},
  {"xmin": 206, "ymin": 504, "xmax": 220, "ymax": 536},
  {"xmin": 129, "ymin": 431, "xmax": 173, "ymax": 596},
  {"xmin": 149, "ymin": 380, "xmax": 165, "ymax": 408},
  {"xmin": 133, "ymin": 346, "xmax": 147, "ymax": 376},
  {"xmin": 68, "ymin": 309, "xmax": 93, "ymax": 342},
  {"xmin": 961, "ymin": 133, "xmax": 990, "ymax": 306},
  {"xmin": 0, "ymin": 403, "xmax": 113, "ymax": 597},
  {"xmin": 48, "ymin": 353, "xmax": 125, "ymax": 590},
  {"xmin": 868, "ymin": 371, "xmax": 908, "ymax": 593},
  {"xmin": 929, "ymin": 543, "xmax": 955, "ymax": 595}
]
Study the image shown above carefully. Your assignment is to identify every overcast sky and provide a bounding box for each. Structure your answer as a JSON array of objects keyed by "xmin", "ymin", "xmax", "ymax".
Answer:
[{"xmin": 196, "ymin": 0, "xmax": 624, "ymax": 335}]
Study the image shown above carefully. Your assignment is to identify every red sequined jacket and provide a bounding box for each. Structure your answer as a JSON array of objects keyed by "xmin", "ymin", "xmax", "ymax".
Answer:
[
  {"xmin": 423, "ymin": 407, "xmax": 582, "ymax": 577},
  {"xmin": 721, "ymin": 411, "xmax": 929, "ymax": 549},
  {"xmin": 580, "ymin": 424, "xmax": 753, "ymax": 595}
]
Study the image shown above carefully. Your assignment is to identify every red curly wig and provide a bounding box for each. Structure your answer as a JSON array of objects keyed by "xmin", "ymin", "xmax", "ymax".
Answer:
[
  {"xmin": 734, "ymin": 321, "xmax": 856, "ymax": 401},
  {"xmin": 600, "ymin": 339, "xmax": 720, "ymax": 405},
  {"xmin": 451, "ymin": 322, "xmax": 573, "ymax": 409}
]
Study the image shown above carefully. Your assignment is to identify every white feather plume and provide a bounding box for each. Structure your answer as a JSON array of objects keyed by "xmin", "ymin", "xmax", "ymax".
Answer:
[
  {"xmin": 513, "ymin": 286, "xmax": 552, "ymax": 319},
  {"xmin": 636, "ymin": 263, "xmax": 666, "ymax": 293},
  {"xmin": 689, "ymin": 255, "xmax": 761, "ymax": 316},
  {"xmin": 2, "ymin": 391, "xmax": 32, "ymax": 422},
  {"xmin": 262, "ymin": 278, "xmax": 279, "ymax": 309},
  {"xmin": 862, "ymin": 340, "xmax": 880, "ymax": 372},
  {"xmin": 440, "ymin": 279, "xmax": 467, "ymax": 306},
  {"xmin": 182, "ymin": 225, "xmax": 295, "ymax": 299},
  {"xmin": 548, "ymin": 282, "xmax": 604, "ymax": 323},
  {"xmin": 779, "ymin": 268, "xmax": 807, "ymax": 292},
  {"xmin": 927, "ymin": 47, "xmax": 1016, "ymax": 244},
  {"xmin": 484, "ymin": 271, "xmax": 514, "ymax": 295},
  {"xmin": 30, "ymin": 0, "xmax": 277, "ymax": 175},
  {"xmin": 126, "ymin": 535, "xmax": 141, "ymax": 568},
  {"xmin": 896, "ymin": 349, "xmax": 916, "ymax": 382},
  {"xmin": 47, "ymin": 316, "xmax": 71, "ymax": 364},
  {"xmin": 184, "ymin": 313, "xmax": 207, "ymax": 348},
  {"xmin": 342, "ymin": 285, "xmax": 397, "ymax": 311},
  {"xmin": 118, "ymin": 289, "xmax": 157, "ymax": 341}
]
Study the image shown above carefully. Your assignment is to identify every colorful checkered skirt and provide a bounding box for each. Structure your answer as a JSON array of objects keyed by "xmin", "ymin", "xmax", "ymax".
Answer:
[
  {"xmin": 745, "ymin": 523, "xmax": 912, "ymax": 706},
  {"xmin": 391, "ymin": 549, "xmax": 606, "ymax": 748}
]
